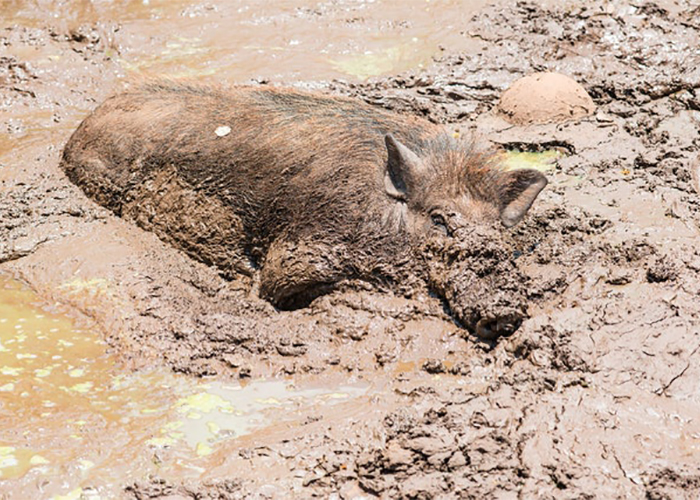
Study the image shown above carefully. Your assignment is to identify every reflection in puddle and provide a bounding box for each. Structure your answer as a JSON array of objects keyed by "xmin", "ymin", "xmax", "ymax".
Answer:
[
  {"xmin": 0, "ymin": 275, "xmax": 367, "ymax": 498},
  {"xmin": 503, "ymin": 148, "xmax": 584, "ymax": 186},
  {"xmin": 502, "ymin": 149, "xmax": 563, "ymax": 172}
]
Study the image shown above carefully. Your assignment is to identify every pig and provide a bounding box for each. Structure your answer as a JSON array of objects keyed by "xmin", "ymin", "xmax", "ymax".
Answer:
[{"xmin": 60, "ymin": 81, "xmax": 547, "ymax": 338}]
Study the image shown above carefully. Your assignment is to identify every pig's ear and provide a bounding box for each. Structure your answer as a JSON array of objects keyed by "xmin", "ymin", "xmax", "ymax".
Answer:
[
  {"xmin": 384, "ymin": 134, "xmax": 424, "ymax": 201},
  {"xmin": 499, "ymin": 169, "xmax": 548, "ymax": 227}
]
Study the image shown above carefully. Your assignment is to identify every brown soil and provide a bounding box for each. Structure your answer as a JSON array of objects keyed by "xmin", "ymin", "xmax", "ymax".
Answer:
[{"xmin": 3, "ymin": 0, "xmax": 700, "ymax": 499}]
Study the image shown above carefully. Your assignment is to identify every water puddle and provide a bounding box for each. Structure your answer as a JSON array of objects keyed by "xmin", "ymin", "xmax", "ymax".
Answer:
[
  {"xmin": 502, "ymin": 148, "xmax": 564, "ymax": 172},
  {"xmin": 0, "ymin": 275, "xmax": 367, "ymax": 499},
  {"xmin": 2, "ymin": 0, "xmax": 487, "ymax": 82},
  {"xmin": 328, "ymin": 40, "xmax": 435, "ymax": 80},
  {"xmin": 503, "ymin": 148, "xmax": 585, "ymax": 186}
]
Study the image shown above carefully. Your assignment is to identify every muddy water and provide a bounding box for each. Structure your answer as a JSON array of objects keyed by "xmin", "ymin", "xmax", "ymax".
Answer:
[
  {"xmin": 0, "ymin": 275, "xmax": 368, "ymax": 499},
  {"xmin": 2, "ymin": 0, "xmax": 486, "ymax": 82}
]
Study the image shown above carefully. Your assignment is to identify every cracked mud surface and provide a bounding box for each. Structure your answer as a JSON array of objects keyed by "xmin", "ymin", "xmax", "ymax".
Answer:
[{"xmin": 3, "ymin": 0, "xmax": 700, "ymax": 498}]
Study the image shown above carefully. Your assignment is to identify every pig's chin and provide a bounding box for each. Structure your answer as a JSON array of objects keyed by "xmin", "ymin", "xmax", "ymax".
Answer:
[{"xmin": 423, "ymin": 227, "xmax": 529, "ymax": 340}]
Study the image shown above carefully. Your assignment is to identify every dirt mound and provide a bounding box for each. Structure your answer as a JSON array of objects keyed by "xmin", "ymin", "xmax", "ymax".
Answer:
[{"xmin": 497, "ymin": 72, "xmax": 596, "ymax": 125}]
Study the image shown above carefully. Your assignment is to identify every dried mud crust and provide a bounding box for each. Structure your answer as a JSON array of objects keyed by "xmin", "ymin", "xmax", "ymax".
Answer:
[{"xmin": 3, "ymin": 1, "xmax": 700, "ymax": 499}]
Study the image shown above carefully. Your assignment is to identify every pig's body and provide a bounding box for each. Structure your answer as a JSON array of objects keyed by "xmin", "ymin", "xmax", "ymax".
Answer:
[{"xmin": 61, "ymin": 82, "xmax": 546, "ymax": 336}]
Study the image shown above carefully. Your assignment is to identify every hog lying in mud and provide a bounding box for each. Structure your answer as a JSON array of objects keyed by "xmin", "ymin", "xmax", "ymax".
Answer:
[{"xmin": 61, "ymin": 82, "xmax": 547, "ymax": 339}]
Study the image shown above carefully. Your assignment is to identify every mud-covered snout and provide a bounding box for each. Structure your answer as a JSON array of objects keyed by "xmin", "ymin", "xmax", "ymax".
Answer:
[{"xmin": 424, "ymin": 224, "xmax": 529, "ymax": 339}]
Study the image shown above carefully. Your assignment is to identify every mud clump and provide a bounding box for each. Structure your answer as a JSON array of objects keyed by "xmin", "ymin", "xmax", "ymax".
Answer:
[
  {"xmin": 498, "ymin": 72, "xmax": 596, "ymax": 125},
  {"xmin": 645, "ymin": 468, "xmax": 700, "ymax": 500},
  {"xmin": 646, "ymin": 255, "xmax": 679, "ymax": 283}
]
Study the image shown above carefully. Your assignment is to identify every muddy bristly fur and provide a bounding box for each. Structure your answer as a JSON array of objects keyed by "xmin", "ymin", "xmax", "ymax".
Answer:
[{"xmin": 60, "ymin": 81, "xmax": 546, "ymax": 335}]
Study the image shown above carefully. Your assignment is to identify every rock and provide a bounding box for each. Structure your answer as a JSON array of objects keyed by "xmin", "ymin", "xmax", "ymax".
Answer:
[
  {"xmin": 498, "ymin": 72, "xmax": 596, "ymax": 125},
  {"xmin": 422, "ymin": 359, "xmax": 446, "ymax": 374},
  {"xmin": 383, "ymin": 441, "xmax": 413, "ymax": 471}
]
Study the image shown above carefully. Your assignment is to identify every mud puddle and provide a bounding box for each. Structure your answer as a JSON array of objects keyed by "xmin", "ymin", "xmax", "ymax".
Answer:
[
  {"xmin": 0, "ymin": 275, "xmax": 369, "ymax": 499},
  {"xmin": 2, "ymin": 0, "xmax": 487, "ymax": 83},
  {"xmin": 5, "ymin": 0, "xmax": 700, "ymax": 498}
]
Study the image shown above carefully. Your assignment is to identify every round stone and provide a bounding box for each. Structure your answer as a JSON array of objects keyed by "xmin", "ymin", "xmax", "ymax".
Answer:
[{"xmin": 498, "ymin": 72, "xmax": 595, "ymax": 125}]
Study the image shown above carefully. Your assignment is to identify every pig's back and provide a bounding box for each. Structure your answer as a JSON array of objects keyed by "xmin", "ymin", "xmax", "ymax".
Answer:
[{"xmin": 61, "ymin": 82, "xmax": 441, "ymax": 220}]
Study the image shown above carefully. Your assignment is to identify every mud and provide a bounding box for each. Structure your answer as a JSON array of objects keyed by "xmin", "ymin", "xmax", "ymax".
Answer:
[{"xmin": 3, "ymin": 0, "xmax": 700, "ymax": 498}]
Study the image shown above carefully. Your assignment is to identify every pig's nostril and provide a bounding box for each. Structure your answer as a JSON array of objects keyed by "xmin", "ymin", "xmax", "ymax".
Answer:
[{"xmin": 475, "ymin": 314, "xmax": 522, "ymax": 340}]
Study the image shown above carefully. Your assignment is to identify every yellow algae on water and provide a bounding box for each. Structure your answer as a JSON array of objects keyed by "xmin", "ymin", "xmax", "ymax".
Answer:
[
  {"xmin": 206, "ymin": 421, "xmax": 220, "ymax": 435},
  {"xmin": 502, "ymin": 149, "xmax": 563, "ymax": 172},
  {"xmin": 177, "ymin": 392, "xmax": 235, "ymax": 414},
  {"xmin": 63, "ymin": 382, "xmax": 93, "ymax": 394},
  {"xmin": 51, "ymin": 487, "xmax": 83, "ymax": 500},
  {"xmin": 1, "ymin": 366, "xmax": 22, "ymax": 376},
  {"xmin": 34, "ymin": 368, "xmax": 52, "ymax": 377},
  {"xmin": 0, "ymin": 383, "xmax": 14, "ymax": 392},
  {"xmin": 29, "ymin": 454, "xmax": 49, "ymax": 465},
  {"xmin": 68, "ymin": 368, "xmax": 86, "ymax": 378},
  {"xmin": 196, "ymin": 442, "xmax": 213, "ymax": 456},
  {"xmin": 147, "ymin": 420, "xmax": 186, "ymax": 448}
]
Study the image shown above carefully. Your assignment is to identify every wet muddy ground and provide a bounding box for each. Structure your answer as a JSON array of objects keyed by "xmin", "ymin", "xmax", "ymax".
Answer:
[{"xmin": 2, "ymin": 0, "xmax": 700, "ymax": 498}]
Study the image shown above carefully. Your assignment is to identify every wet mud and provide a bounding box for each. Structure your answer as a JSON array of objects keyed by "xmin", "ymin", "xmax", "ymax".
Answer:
[{"xmin": 3, "ymin": 0, "xmax": 700, "ymax": 498}]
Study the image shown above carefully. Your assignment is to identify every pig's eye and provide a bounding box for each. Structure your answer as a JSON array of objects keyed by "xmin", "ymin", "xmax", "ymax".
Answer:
[{"xmin": 430, "ymin": 213, "xmax": 450, "ymax": 235}]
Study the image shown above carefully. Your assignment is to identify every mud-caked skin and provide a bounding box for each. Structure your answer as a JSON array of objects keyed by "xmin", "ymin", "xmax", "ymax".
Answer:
[{"xmin": 60, "ymin": 82, "xmax": 547, "ymax": 335}]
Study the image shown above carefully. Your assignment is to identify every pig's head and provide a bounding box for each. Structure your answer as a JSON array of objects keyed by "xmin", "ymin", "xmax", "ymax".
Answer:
[{"xmin": 383, "ymin": 134, "xmax": 547, "ymax": 339}]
